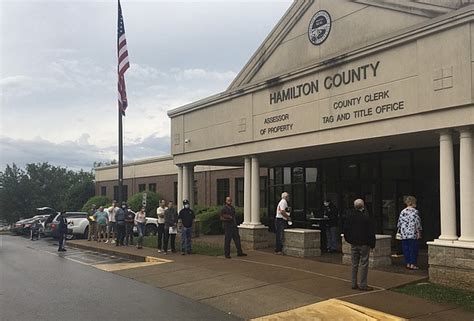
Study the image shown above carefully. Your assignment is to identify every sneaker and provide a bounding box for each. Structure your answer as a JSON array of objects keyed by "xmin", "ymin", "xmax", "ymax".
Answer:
[
  {"xmin": 351, "ymin": 285, "xmax": 358, "ymax": 290},
  {"xmin": 225, "ymin": 256, "xmax": 231, "ymax": 259},
  {"xmin": 164, "ymin": 252, "xmax": 168, "ymax": 255},
  {"xmin": 237, "ymin": 253, "xmax": 247, "ymax": 257},
  {"xmin": 111, "ymin": 240, "xmax": 116, "ymax": 244},
  {"xmin": 158, "ymin": 249, "xmax": 162, "ymax": 253},
  {"xmin": 105, "ymin": 240, "xmax": 109, "ymax": 244},
  {"xmin": 181, "ymin": 252, "xmax": 186, "ymax": 255}
]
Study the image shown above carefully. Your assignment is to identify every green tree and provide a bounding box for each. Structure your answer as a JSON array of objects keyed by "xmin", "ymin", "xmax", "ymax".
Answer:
[
  {"xmin": 0, "ymin": 164, "xmax": 31, "ymax": 223},
  {"xmin": 81, "ymin": 195, "xmax": 111, "ymax": 212},
  {"xmin": 0, "ymin": 162, "xmax": 96, "ymax": 223},
  {"xmin": 127, "ymin": 191, "xmax": 162, "ymax": 217}
]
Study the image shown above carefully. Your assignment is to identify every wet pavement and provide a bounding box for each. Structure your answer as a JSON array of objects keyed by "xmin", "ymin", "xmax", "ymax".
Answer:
[{"xmin": 0, "ymin": 235, "xmax": 241, "ymax": 321}]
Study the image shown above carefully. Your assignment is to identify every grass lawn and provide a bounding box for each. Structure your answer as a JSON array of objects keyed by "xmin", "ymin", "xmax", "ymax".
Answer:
[
  {"xmin": 392, "ymin": 282, "xmax": 474, "ymax": 311},
  {"xmin": 142, "ymin": 236, "xmax": 235, "ymax": 256}
]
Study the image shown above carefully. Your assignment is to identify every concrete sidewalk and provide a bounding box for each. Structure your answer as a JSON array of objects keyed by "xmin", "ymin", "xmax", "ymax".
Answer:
[{"xmin": 69, "ymin": 240, "xmax": 473, "ymax": 320}]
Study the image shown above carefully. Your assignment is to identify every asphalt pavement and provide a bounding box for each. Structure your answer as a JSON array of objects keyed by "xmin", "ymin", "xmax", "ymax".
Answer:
[{"xmin": 0, "ymin": 235, "xmax": 241, "ymax": 321}]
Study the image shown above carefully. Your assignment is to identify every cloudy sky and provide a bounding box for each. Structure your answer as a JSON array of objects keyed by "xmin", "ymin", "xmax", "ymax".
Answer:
[{"xmin": 0, "ymin": 0, "xmax": 291, "ymax": 170}]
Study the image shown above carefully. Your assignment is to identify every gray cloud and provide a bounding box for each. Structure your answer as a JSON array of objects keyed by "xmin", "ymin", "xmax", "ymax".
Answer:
[
  {"xmin": 0, "ymin": 133, "xmax": 170, "ymax": 171},
  {"xmin": 0, "ymin": 0, "xmax": 291, "ymax": 170}
]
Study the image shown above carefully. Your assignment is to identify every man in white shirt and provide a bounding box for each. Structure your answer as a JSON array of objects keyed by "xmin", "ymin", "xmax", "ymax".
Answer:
[
  {"xmin": 275, "ymin": 192, "xmax": 291, "ymax": 255},
  {"xmin": 106, "ymin": 200, "xmax": 118, "ymax": 244},
  {"xmin": 156, "ymin": 200, "xmax": 167, "ymax": 253}
]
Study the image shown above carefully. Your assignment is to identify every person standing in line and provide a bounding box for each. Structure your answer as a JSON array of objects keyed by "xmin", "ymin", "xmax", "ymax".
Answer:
[
  {"xmin": 323, "ymin": 199, "xmax": 340, "ymax": 253},
  {"xmin": 87, "ymin": 204, "xmax": 97, "ymax": 241},
  {"xmin": 135, "ymin": 206, "xmax": 147, "ymax": 249},
  {"xmin": 397, "ymin": 196, "xmax": 422, "ymax": 270},
  {"xmin": 115, "ymin": 202, "xmax": 127, "ymax": 246},
  {"xmin": 164, "ymin": 201, "xmax": 178, "ymax": 254},
  {"xmin": 343, "ymin": 199, "xmax": 376, "ymax": 291},
  {"xmin": 156, "ymin": 200, "xmax": 167, "ymax": 253},
  {"xmin": 94, "ymin": 206, "xmax": 108, "ymax": 243},
  {"xmin": 275, "ymin": 192, "xmax": 291, "ymax": 255},
  {"xmin": 220, "ymin": 196, "xmax": 247, "ymax": 259},
  {"xmin": 177, "ymin": 199, "xmax": 195, "ymax": 255},
  {"xmin": 106, "ymin": 200, "xmax": 118, "ymax": 244},
  {"xmin": 57, "ymin": 211, "xmax": 68, "ymax": 252},
  {"xmin": 124, "ymin": 206, "xmax": 135, "ymax": 246}
]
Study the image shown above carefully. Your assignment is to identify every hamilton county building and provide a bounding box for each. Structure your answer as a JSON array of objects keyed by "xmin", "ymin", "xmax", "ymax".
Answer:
[{"xmin": 96, "ymin": 0, "xmax": 474, "ymax": 289}]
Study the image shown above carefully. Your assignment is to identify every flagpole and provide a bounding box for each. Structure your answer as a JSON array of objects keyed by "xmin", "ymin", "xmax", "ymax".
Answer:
[
  {"xmin": 118, "ymin": 106, "xmax": 123, "ymax": 204},
  {"xmin": 117, "ymin": 0, "xmax": 129, "ymax": 204}
]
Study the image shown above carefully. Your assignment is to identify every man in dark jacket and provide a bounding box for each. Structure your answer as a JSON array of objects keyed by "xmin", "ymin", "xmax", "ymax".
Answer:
[
  {"xmin": 177, "ymin": 199, "xmax": 195, "ymax": 255},
  {"xmin": 220, "ymin": 196, "xmax": 247, "ymax": 259},
  {"xmin": 115, "ymin": 202, "xmax": 127, "ymax": 246},
  {"xmin": 124, "ymin": 206, "xmax": 135, "ymax": 246},
  {"xmin": 57, "ymin": 211, "xmax": 68, "ymax": 252},
  {"xmin": 164, "ymin": 201, "xmax": 178, "ymax": 254},
  {"xmin": 343, "ymin": 199, "xmax": 376, "ymax": 291},
  {"xmin": 323, "ymin": 200, "xmax": 339, "ymax": 252}
]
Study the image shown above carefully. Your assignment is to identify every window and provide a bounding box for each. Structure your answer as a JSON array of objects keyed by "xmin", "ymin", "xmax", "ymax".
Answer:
[
  {"xmin": 100, "ymin": 186, "xmax": 107, "ymax": 196},
  {"xmin": 235, "ymin": 177, "xmax": 244, "ymax": 207},
  {"xmin": 122, "ymin": 185, "xmax": 128, "ymax": 201},
  {"xmin": 260, "ymin": 177, "xmax": 267, "ymax": 207},
  {"xmin": 113, "ymin": 185, "xmax": 128, "ymax": 202},
  {"xmin": 148, "ymin": 183, "xmax": 156, "ymax": 192},
  {"xmin": 194, "ymin": 180, "xmax": 198, "ymax": 205},
  {"xmin": 217, "ymin": 179, "xmax": 229, "ymax": 205},
  {"xmin": 174, "ymin": 182, "xmax": 178, "ymax": 205},
  {"xmin": 138, "ymin": 184, "xmax": 146, "ymax": 192}
]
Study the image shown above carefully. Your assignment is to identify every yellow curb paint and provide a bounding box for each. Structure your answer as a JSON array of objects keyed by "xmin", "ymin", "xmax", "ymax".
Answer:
[
  {"xmin": 251, "ymin": 299, "xmax": 407, "ymax": 321},
  {"xmin": 93, "ymin": 261, "xmax": 168, "ymax": 272},
  {"xmin": 145, "ymin": 256, "xmax": 173, "ymax": 263}
]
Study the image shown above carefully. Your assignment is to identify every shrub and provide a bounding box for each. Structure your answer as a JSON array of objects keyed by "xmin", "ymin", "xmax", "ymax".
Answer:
[
  {"xmin": 82, "ymin": 196, "xmax": 110, "ymax": 212},
  {"xmin": 127, "ymin": 191, "xmax": 162, "ymax": 217},
  {"xmin": 195, "ymin": 205, "xmax": 244, "ymax": 235}
]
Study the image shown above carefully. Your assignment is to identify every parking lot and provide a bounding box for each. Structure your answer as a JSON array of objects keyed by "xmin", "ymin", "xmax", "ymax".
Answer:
[
  {"xmin": 1, "ymin": 234, "xmax": 241, "ymax": 321},
  {"xmin": 24, "ymin": 236, "xmax": 136, "ymax": 266}
]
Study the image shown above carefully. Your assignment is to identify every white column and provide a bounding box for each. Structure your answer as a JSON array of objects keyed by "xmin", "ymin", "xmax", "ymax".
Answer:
[
  {"xmin": 177, "ymin": 165, "xmax": 183, "ymax": 211},
  {"xmin": 458, "ymin": 128, "xmax": 474, "ymax": 242},
  {"xmin": 438, "ymin": 131, "xmax": 458, "ymax": 241},
  {"xmin": 182, "ymin": 165, "xmax": 190, "ymax": 204},
  {"xmin": 188, "ymin": 165, "xmax": 195, "ymax": 209},
  {"xmin": 243, "ymin": 157, "xmax": 252, "ymax": 225},
  {"xmin": 251, "ymin": 156, "xmax": 261, "ymax": 225}
]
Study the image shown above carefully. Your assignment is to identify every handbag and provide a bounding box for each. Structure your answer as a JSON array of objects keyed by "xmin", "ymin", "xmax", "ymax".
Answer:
[{"xmin": 395, "ymin": 230, "xmax": 402, "ymax": 240}]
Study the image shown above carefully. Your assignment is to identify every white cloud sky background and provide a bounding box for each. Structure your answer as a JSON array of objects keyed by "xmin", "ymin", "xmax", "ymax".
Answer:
[{"xmin": 0, "ymin": 0, "xmax": 292, "ymax": 170}]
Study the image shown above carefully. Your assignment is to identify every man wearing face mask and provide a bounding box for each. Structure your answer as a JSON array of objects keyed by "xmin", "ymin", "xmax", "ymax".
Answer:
[
  {"xmin": 115, "ymin": 202, "xmax": 128, "ymax": 246},
  {"xmin": 177, "ymin": 199, "xmax": 195, "ymax": 255}
]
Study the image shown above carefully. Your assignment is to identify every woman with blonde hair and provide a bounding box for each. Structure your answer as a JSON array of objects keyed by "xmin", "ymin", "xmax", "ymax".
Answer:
[{"xmin": 397, "ymin": 196, "xmax": 422, "ymax": 270}]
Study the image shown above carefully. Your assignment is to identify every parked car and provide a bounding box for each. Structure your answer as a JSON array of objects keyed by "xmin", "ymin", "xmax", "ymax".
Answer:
[
  {"xmin": 11, "ymin": 214, "xmax": 50, "ymax": 235},
  {"xmin": 132, "ymin": 216, "xmax": 158, "ymax": 236},
  {"xmin": 12, "ymin": 218, "xmax": 30, "ymax": 235},
  {"xmin": 44, "ymin": 211, "xmax": 88, "ymax": 240},
  {"xmin": 21, "ymin": 215, "xmax": 49, "ymax": 236}
]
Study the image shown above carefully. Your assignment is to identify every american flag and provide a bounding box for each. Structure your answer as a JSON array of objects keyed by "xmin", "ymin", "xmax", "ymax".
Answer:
[{"xmin": 117, "ymin": 0, "xmax": 130, "ymax": 116}]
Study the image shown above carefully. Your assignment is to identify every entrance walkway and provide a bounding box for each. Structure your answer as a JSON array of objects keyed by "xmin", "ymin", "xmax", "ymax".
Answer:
[{"xmin": 69, "ymin": 239, "xmax": 472, "ymax": 320}]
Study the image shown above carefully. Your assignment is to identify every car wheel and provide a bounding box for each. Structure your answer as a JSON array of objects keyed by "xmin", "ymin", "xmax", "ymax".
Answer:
[
  {"xmin": 145, "ymin": 225, "xmax": 157, "ymax": 236},
  {"xmin": 83, "ymin": 226, "xmax": 89, "ymax": 239}
]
